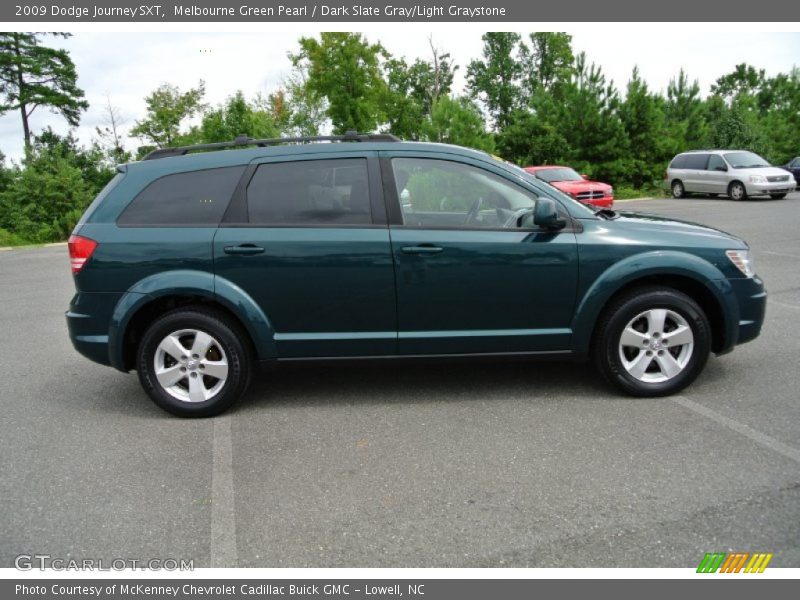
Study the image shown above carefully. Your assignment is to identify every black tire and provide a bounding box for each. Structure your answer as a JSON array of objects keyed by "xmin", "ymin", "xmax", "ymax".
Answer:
[
  {"xmin": 671, "ymin": 180, "xmax": 685, "ymax": 198},
  {"xmin": 728, "ymin": 181, "xmax": 747, "ymax": 201},
  {"xmin": 770, "ymin": 193, "xmax": 787, "ymax": 199},
  {"xmin": 137, "ymin": 307, "xmax": 252, "ymax": 417},
  {"xmin": 593, "ymin": 287, "xmax": 711, "ymax": 397}
]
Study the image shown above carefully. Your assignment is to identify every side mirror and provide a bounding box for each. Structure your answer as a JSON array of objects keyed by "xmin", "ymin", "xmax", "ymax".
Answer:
[
  {"xmin": 533, "ymin": 198, "xmax": 567, "ymax": 230},
  {"xmin": 714, "ymin": 165, "xmax": 728, "ymax": 172},
  {"xmin": 581, "ymin": 173, "xmax": 590, "ymax": 180}
]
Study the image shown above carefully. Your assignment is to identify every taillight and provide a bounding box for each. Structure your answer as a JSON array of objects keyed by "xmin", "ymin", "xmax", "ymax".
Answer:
[{"xmin": 68, "ymin": 234, "xmax": 98, "ymax": 274}]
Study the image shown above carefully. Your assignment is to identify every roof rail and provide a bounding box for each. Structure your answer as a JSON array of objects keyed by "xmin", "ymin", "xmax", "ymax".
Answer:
[{"xmin": 142, "ymin": 130, "xmax": 401, "ymax": 160}]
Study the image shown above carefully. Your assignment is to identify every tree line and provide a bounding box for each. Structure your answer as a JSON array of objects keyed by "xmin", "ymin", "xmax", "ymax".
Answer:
[{"xmin": 0, "ymin": 31, "xmax": 798, "ymax": 244}]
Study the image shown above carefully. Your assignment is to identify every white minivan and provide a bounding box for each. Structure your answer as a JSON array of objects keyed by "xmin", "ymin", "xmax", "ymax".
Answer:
[{"xmin": 666, "ymin": 149, "xmax": 794, "ymax": 200}]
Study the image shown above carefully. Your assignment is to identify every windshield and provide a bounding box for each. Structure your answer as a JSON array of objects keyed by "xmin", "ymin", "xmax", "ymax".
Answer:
[
  {"xmin": 723, "ymin": 151, "xmax": 771, "ymax": 169},
  {"xmin": 534, "ymin": 167, "xmax": 583, "ymax": 182}
]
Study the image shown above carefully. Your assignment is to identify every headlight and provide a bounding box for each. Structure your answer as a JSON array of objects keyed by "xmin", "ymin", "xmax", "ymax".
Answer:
[
  {"xmin": 749, "ymin": 175, "xmax": 767, "ymax": 184},
  {"xmin": 726, "ymin": 249, "xmax": 755, "ymax": 277}
]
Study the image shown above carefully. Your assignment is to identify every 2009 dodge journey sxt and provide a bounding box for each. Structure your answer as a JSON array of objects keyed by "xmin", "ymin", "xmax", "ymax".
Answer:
[{"xmin": 66, "ymin": 132, "xmax": 767, "ymax": 417}]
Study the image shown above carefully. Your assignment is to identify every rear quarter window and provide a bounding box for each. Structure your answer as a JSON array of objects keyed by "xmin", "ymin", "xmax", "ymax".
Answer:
[
  {"xmin": 670, "ymin": 155, "xmax": 688, "ymax": 169},
  {"xmin": 117, "ymin": 166, "xmax": 245, "ymax": 227}
]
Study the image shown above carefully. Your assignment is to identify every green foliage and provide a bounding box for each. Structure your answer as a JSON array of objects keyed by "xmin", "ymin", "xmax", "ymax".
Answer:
[
  {"xmin": 0, "ymin": 144, "xmax": 95, "ymax": 242},
  {"xmin": 466, "ymin": 32, "xmax": 523, "ymax": 130},
  {"xmin": 618, "ymin": 67, "xmax": 668, "ymax": 188},
  {"xmin": 518, "ymin": 32, "xmax": 575, "ymax": 96},
  {"xmin": 290, "ymin": 33, "xmax": 388, "ymax": 134},
  {"xmin": 495, "ymin": 110, "xmax": 569, "ymax": 166},
  {"xmin": 423, "ymin": 96, "xmax": 495, "ymax": 153},
  {"xmin": 0, "ymin": 32, "xmax": 88, "ymax": 146},
  {"xmin": 130, "ymin": 81, "xmax": 206, "ymax": 148},
  {"xmin": 198, "ymin": 91, "xmax": 281, "ymax": 142},
  {"xmin": 0, "ymin": 227, "xmax": 27, "ymax": 246}
]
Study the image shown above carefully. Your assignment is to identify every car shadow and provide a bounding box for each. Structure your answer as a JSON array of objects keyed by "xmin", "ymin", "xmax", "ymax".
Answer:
[{"xmin": 238, "ymin": 359, "xmax": 614, "ymax": 412}]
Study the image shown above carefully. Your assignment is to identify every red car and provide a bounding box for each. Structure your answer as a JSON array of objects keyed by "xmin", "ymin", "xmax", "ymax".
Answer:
[{"xmin": 524, "ymin": 165, "xmax": 614, "ymax": 208}]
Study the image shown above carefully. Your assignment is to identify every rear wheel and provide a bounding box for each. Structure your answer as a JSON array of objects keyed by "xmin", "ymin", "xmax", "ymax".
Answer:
[
  {"xmin": 728, "ymin": 181, "xmax": 747, "ymax": 201},
  {"xmin": 770, "ymin": 193, "xmax": 787, "ymax": 199},
  {"xmin": 671, "ymin": 180, "xmax": 685, "ymax": 198},
  {"xmin": 593, "ymin": 287, "xmax": 711, "ymax": 397},
  {"xmin": 137, "ymin": 308, "xmax": 252, "ymax": 417}
]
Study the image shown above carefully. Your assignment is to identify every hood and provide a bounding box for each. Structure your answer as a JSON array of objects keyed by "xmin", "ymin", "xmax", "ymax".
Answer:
[
  {"xmin": 551, "ymin": 180, "xmax": 611, "ymax": 193},
  {"xmin": 732, "ymin": 166, "xmax": 793, "ymax": 178},
  {"xmin": 609, "ymin": 210, "xmax": 746, "ymax": 248}
]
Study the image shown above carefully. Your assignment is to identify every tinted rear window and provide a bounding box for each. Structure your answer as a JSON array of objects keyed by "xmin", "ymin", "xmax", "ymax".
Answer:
[
  {"xmin": 117, "ymin": 166, "xmax": 245, "ymax": 226},
  {"xmin": 670, "ymin": 154, "xmax": 709, "ymax": 169},
  {"xmin": 670, "ymin": 155, "xmax": 688, "ymax": 169},
  {"xmin": 246, "ymin": 159, "xmax": 371, "ymax": 225},
  {"xmin": 684, "ymin": 154, "xmax": 709, "ymax": 169}
]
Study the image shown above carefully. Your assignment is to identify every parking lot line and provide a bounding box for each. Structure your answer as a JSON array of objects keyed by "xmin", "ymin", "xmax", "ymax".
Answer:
[
  {"xmin": 672, "ymin": 395, "xmax": 800, "ymax": 465},
  {"xmin": 211, "ymin": 415, "xmax": 238, "ymax": 566}
]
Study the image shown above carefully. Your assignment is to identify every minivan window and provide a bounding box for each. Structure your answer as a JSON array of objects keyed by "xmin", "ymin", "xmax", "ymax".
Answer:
[
  {"xmin": 392, "ymin": 158, "xmax": 536, "ymax": 229},
  {"xmin": 707, "ymin": 155, "xmax": 727, "ymax": 171},
  {"xmin": 724, "ymin": 151, "xmax": 771, "ymax": 169},
  {"xmin": 118, "ymin": 166, "xmax": 245, "ymax": 226},
  {"xmin": 683, "ymin": 154, "xmax": 709, "ymax": 170},
  {"xmin": 670, "ymin": 155, "xmax": 688, "ymax": 169},
  {"xmin": 247, "ymin": 159, "xmax": 371, "ymax": 226}
]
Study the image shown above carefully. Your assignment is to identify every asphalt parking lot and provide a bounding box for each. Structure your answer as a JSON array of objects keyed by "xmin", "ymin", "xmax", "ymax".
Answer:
[{"xmin": 1, "ymin": 191, "xmax": 799, "ymax": 568}]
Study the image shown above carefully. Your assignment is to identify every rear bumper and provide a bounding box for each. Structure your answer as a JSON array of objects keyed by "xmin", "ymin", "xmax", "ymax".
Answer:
[{"xmin": 66, "ymin": 292, "xmax": 123, "ymax": 367}]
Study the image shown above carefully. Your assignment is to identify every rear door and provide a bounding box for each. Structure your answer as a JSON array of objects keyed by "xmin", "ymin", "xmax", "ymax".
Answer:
[
  {"xmin": 684, "ymin": 153, "xmax": 710, "ymax": 192},
  {"xmin": 382, "ymin": 152, "xmax": 579, "ymax": 356},
  {"xmin": 213, "ymin": 152, "xmax": 397, "ymax": 358}
]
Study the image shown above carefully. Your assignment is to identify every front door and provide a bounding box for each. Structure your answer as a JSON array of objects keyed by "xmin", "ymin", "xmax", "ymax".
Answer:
[
  {"xmin": 214, "ymin": 153, "xmax": 396, "ymax": 358},
  {"xmin": 383, "ymin": 154, "xmax": 579, "ymax": 355}
]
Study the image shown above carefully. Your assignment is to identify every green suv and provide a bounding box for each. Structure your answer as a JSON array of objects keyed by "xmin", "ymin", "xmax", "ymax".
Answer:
[{"xmin": 66, "ymin": 133, "xmax": 767, "ymax": 417}]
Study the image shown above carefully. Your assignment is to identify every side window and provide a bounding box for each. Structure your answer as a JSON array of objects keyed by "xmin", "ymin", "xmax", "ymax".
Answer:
[
  {"xmin": 792, "ymin": 158, "xmax": 800, "ymax": 168},
  {"xmin": 392, "ymin": 158, "xmax": 537, "ymax": 229},
  {"xmin": 684, "ymin": 154, "xmax": 709, "ymax": 170},
  {"xmin": 247, "ymin": 159, "xmax": 371, "ymax": 225},
  {"xmin": 118, "ymin": 166, "xmax": 245, "ymax": 226},
  {"xmin": 670, "ymin": 155, "xmax": 688, "ymax": 169},
  {"xmin": 707, "ymin": 155, "xmax": 727, "ymax": 171}
]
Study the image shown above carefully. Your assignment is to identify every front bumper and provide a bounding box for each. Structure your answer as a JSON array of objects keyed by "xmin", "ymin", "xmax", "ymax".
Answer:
[
  {"xmin": 748, "ymin": 179, "xmax": 795, "ymax": 196},
  {"xmin": 728, "ymin": 276, "xmax": 767, "ymax": 348}
]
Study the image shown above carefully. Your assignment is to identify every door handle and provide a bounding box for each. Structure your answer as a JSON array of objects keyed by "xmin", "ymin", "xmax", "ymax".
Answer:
[
  {"xmin": 223, "ymin": 244, "xmax": 265, "ymax": 256},
  {"xmin": 401, "ymin": 245, "xmax": 443, "ymax": 255}
]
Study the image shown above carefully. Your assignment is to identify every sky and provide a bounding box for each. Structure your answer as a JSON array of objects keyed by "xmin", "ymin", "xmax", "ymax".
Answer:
[{"xmin": 1, "ymin": 30, "xmax": 798, "ymax": 162}]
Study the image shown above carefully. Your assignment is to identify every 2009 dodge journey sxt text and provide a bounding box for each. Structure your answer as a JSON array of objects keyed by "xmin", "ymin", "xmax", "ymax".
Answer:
[{"xmin": 66, "ymin": 133, "xmax": 767, "ymax": 417}]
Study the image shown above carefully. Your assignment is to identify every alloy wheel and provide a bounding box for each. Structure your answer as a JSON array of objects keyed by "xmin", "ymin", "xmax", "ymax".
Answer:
[
  {"xmin": 618, "ymin": 309, "xmax": 694, "ymax": 383},
  {"xmin": 153, "ymin": 329, "xmax": 229, "ymax": 403}
]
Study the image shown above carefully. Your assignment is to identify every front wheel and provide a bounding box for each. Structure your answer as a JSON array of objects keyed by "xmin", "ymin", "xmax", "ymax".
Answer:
[
  {"xmin": 593, "ymin": 288, "xmax": 711, "ymax": 397},
  {"xmin": 728, "ymin": 181, "xmax": 747, "ymax": 201},
  {"xmin": 137, "ymin": 307, "xmax": 252, "ymax": 417}
]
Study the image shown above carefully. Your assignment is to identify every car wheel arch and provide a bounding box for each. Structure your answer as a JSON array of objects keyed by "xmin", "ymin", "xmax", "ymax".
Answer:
[
  {"xmin": 571, "ymin": 252, "xmax": 736, "ymax": 357},
  {"xmin": 108, "ymin": 270, "xmax": 275, "ymax": 371}
]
